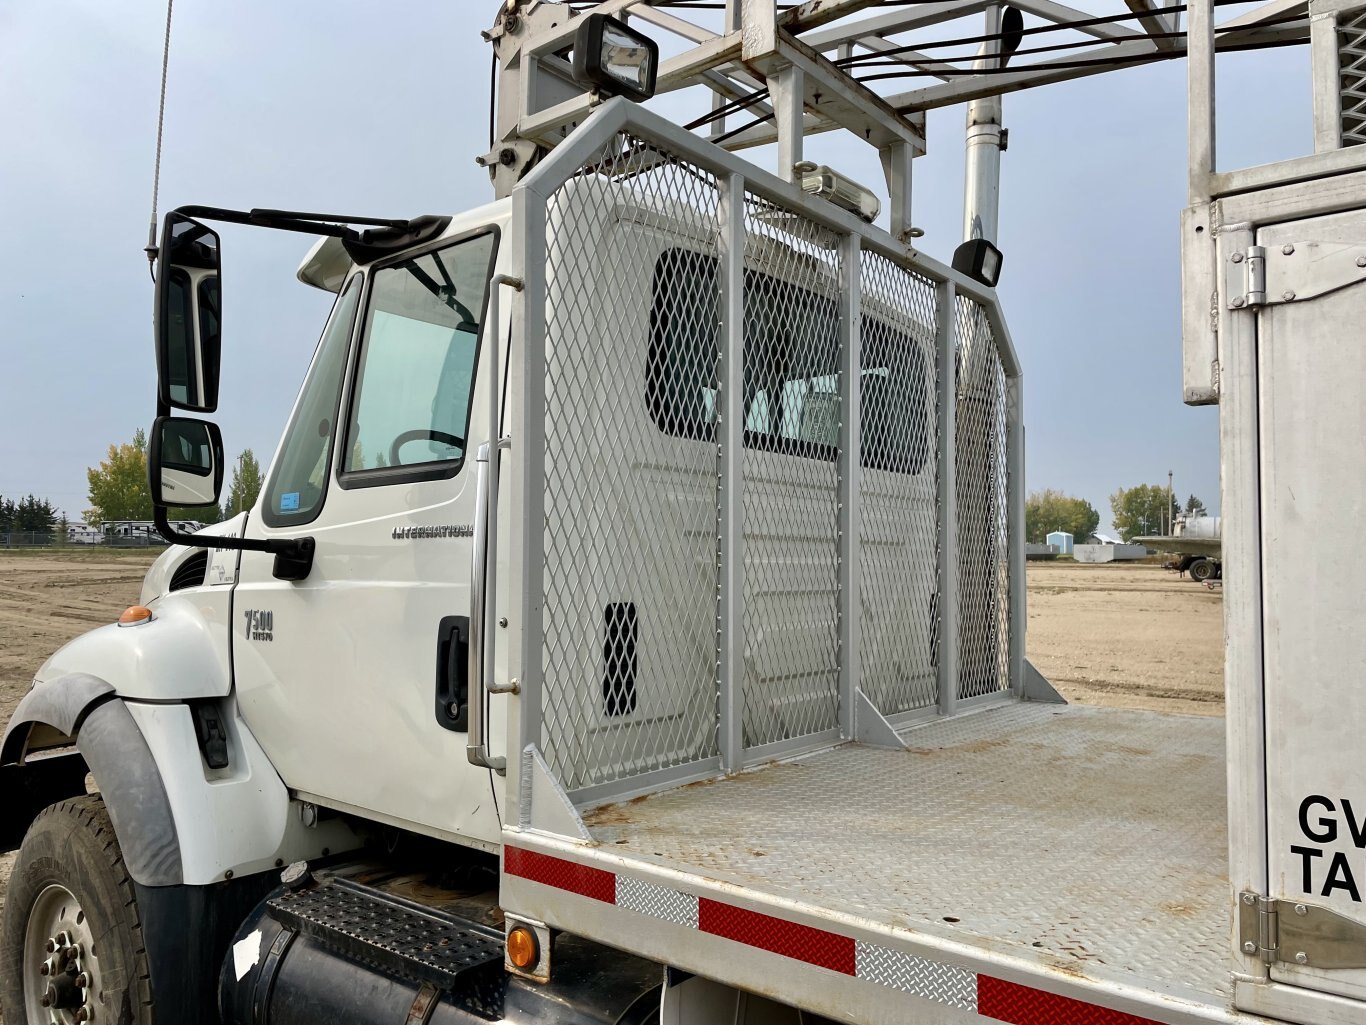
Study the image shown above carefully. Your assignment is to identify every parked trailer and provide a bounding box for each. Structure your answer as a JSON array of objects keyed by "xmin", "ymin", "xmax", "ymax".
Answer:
[
  {"xmin": 3, "ymin": 2, "xmax": 1364, "ymax": 1025},
  {"xmin": 1137, "ymin": 516, "xmax": 1224, "ymax": 581}
]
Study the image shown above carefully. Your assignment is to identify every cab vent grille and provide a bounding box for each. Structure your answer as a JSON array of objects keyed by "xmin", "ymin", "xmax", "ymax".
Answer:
[{"xmin": 169, "ymin": 550, "xmax": 209, "ymax": 591}]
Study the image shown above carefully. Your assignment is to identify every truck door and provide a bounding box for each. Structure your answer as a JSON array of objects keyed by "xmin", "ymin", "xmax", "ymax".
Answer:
[
  {"xmin": 231, "ymin": 225, "xmax": 504, "ymax": 848},
  {"xmin": 1258, "ymin": 208, "xmax": 1366, "ymax": 1002}
]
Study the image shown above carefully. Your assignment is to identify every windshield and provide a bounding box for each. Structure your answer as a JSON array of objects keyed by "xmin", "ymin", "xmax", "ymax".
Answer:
[{"xmin": 261, "ymin": 275, "xmax": 363, "ymax": 526}]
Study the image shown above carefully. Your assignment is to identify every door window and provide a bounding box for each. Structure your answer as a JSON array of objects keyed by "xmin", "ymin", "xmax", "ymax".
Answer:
[
  {"xmin": 261, "ymin": 275, "xmax": 363, "ymax": 527},
  {"xmin": 342, "ymin": 230, "xmax": 497, "ymax": 483}
]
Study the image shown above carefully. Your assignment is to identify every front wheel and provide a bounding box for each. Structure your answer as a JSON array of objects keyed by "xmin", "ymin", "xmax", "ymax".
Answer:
[{"xmin": 1, "ymin": 796, "xmax": 153, "ymax": 1025}]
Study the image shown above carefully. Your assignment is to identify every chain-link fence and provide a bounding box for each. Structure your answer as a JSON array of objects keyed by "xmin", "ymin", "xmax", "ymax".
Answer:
[
  {"xmin": 1, "ymin": 531, "xmax": 170, "ymax": 549},
  {"xmin": 518, "ymin": 113, "xmax": 1018, "ymax": 801}
]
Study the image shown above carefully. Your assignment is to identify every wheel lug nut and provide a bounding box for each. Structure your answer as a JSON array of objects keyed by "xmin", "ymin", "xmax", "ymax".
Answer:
[
  {"xmin": 45, "ymin": 939, "xmax": 58, "ymax": 954},
  {"xmin": 39, "ymin": 960, "xmax": 51, "ymax": 976},
  {"xmin": 75, "ymin": 1007, "xmax": 90, "ymax": 1022},
  {"xmin": 76, "ymin": 972, "xmax": 91, "ymax": 988}
]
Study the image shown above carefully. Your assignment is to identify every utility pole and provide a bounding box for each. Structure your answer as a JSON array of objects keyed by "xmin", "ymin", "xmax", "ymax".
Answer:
[{"xmin": 1168, "ymin": 469, "xmax": 1174, "ymax": 535}]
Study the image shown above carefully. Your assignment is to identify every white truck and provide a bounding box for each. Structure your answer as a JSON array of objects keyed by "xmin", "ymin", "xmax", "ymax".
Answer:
[{"xmin": 3, "ymin": 2, "xmax": 1364, "ymax": 1025}]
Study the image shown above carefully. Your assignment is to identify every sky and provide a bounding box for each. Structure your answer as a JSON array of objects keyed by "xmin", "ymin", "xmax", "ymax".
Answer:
[{"xmin": 0, "ymin": 1, "xmax": 1311, "ymax": 530}]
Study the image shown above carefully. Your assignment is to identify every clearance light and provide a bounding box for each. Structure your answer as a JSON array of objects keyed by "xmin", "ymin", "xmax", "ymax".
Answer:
[
  {"xmin": 506, "ymin": 926, "xmax": 539, "ymax": 969},
  {"xmin": 118, "ymin": 606, "xmax": 154, "ymax": 627},
  {"xmin": 793, "ymin": 162, "xmax": 881, "ymax": 223}
]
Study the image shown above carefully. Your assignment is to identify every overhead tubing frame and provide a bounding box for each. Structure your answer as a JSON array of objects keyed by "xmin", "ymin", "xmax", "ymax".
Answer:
[{"xmin": 491, "ymin": 0, "xmax": 1308, "ymax": 208}]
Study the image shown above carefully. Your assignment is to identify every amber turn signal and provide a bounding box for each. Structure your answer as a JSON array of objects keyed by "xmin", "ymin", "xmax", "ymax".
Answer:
[
  {"xmin": 506, "ymin": 926, "xmax": 539, "ymax": 969},
  {"xmin": 117, "ymin": 606, "xmax": 154, "ymax": 627}
]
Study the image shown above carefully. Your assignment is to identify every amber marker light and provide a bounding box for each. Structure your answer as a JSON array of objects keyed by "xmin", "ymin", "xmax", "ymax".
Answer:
[
  {"xmin": 506, "ymin": 926, "xmax": 539, "ymax": 970},
  {"xmin": 117, "ymin": 606, "xmax": 154, "ymax": 627}
]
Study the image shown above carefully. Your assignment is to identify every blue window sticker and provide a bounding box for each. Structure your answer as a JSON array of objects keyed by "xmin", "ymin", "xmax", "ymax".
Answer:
[{"xmin": 279, "ymin": 492, "xmax": 300, "ymax": 512}]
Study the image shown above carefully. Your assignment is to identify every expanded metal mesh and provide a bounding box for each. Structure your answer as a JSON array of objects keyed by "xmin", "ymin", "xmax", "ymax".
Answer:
[
  {"xmin": 858, "ymin": 252, "xmax": 940, "ymax": 716},
  {"xmin": 738, "ymin": 196, "xmax": 844, "ymax": 748},
  {"xmin": 1339, "ymin": 7, "xmax": 1366, "ymax": 146},
  {"xmin": 539, "ymin": 135, "xmax": 724, "ymax": 791},
  {"xmin": 530, "ymin": 126, "xmax": 1014, "ymax": 794},
  {"xmin": 955, "ymin": 296, "xmax": 1010, "ymax": 699}
]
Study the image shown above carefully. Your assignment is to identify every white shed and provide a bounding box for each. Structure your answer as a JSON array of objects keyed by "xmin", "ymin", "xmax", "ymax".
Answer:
[{"xmin": 1045, "ymin": 531, "xmax": 1074, "ymax": 555}]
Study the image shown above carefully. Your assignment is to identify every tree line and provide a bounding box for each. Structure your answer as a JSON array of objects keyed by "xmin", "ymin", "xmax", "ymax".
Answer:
[
  {"xmin": 1027, "ymin": 486, "xmax": 1209, "ymax": 544},
  {"xmin": 0, "ymin": 494, "xmax": 61, "ymax": 535}
]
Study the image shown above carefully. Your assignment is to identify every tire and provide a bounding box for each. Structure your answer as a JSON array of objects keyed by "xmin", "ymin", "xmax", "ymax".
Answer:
[
  {"xmin": 1190, "ymin": 559, "xmax": 1215, "ymax": 583},
  {"xmin": 1, "ymin": 796, "xmax": 153, "ymax": 1025}
]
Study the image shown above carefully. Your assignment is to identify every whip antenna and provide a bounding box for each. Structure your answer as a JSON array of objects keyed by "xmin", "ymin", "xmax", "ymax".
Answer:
[{"xmin": 145, "ymin": 0, "xmax": 175, "ymax": 277}]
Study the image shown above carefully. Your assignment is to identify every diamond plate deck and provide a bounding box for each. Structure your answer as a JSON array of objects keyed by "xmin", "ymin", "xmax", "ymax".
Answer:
[{"xmin": 583, "ymin": 703, "xmax": 1230, "ymax": 1008}]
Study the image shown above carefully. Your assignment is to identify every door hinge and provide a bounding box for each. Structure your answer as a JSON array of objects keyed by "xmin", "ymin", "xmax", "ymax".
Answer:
[
  {"xmin": 1239, "ymin": 892, "xmax": 1366, "ymax": 970},
  {"xmin": 1228, "ymin": 241, "xmax": 1366, "ymax": 309}
]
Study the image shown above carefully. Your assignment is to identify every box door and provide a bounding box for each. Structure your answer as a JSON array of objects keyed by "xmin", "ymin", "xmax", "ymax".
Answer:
[{"xmin": 1259, "ymin": 208, "xmax": 1366, "ymax": 1002}]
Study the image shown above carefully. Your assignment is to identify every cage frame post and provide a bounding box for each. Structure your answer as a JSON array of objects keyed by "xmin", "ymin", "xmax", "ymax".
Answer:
[
  {"xmin": 718, "ymin": 171, "xmax": 747, "ymax": 773},
  {"xmin": 837, "ymin": 231, "xmax": 863, "ymax": 741},
  {"xmin": 935, "ymin": 280, "xmax": 960, "ymax": 717}
]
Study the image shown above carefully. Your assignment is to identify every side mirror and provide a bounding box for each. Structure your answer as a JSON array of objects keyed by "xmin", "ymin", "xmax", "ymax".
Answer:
[
  {"xmin": 150, "ymin": 416, "xmax": 224, "ymax": 508},
  {"xmin": 155, "ymin": 213, "xmax": 222, "ymax": 413}
]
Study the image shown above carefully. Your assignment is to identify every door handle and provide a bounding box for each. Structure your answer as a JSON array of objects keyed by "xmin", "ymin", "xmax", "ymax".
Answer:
[{"xmin": 434, "ymin": 616, "xmax": 470, "ymax": 732}]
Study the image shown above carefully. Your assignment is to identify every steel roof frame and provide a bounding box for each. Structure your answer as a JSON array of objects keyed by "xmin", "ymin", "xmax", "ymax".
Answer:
[{"xmin": 492, "ymin": 0, "xmax": 1307, "ymax": 242}]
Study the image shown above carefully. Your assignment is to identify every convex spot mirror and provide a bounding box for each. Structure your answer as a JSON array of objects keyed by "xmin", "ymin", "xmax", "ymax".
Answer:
[
  {"xmin": 150, "ymin": 416, "xmax": 224, "ymax": 508},
  {"xmin": 155, "ymin": 212, "xmax": 222, "ymax": 413}
]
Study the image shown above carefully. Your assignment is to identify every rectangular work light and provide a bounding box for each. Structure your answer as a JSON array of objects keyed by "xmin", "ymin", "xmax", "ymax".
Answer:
[
  {"xmin": 952, "ymin": 238, "xmax": 1004, "ymax": 288},
  {"xmin": 573, "ymin": 14, "xmax": 659, "ymax": 103}
]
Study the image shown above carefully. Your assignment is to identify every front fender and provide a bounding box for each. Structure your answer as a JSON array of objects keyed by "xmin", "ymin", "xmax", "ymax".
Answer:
[
  {"xmin": 36, "ymin": 591, "xmax": 231, "ymax": 701},
  {"xmin": 1, "ymin": 674, "xmax": 183, "ymax": 884},
  {"xmin": 2, "ymin": 675, "xmax": 358, "ymax": 887}
]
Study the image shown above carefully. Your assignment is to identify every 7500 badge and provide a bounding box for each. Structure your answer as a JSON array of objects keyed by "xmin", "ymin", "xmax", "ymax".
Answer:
[{"xmin": 243, "ymin": 609, "xmax": 274, "ymax": 642}]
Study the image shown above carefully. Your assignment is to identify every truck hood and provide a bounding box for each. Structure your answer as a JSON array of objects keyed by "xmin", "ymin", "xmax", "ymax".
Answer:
[{"xmin": 139, "ymin": 513, "xmax": 246, "ymax": 605}]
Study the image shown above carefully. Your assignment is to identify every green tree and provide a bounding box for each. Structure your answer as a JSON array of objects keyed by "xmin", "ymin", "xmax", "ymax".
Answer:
[
  {"xmin": 86, "ymin": 429, "xmax": 155, "ymax": 524},
  {"xmin": 14, "ymin": 494, "xmax": 56, "ymax": 533},
  {"xmin": 0, "ymin": 494, "xmax": 57, "ymax": 538},
  {"xmin": 222, "ymin": 449, "xmax": 265, "ymax": 520},
  {"xmin": 1024, "ymin": 488, "xmax": 1100, "ymax": 544},
  {"xmin": 1110, "ymin": 484, "xmax": 1181, "ymax": 541},
  {"xmin": 1184, "ymin": 493, "xmax": 1208, "ymax": 518}
]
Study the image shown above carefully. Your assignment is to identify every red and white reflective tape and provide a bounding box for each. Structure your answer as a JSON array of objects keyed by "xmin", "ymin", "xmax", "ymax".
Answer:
[{"xmin": 504, "ymin": 846, "xmax": 1167, "ymax": 1025}]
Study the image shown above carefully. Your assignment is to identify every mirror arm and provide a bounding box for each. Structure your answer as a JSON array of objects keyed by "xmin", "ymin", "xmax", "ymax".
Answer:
[
  {"xmin": 152, "ymin": 507, "xmax": 315, "ymax": 582},
  {"xmin": 170, "ymin": 205, "xmax": 363, "ymax": 242}
]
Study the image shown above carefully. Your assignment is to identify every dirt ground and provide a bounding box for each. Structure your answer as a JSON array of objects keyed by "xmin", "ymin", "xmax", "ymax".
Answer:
[
  {"xmin": 1024, "ymin": 559, "xmax": 1224, "ymax": 715},
  {"xmin": 0, "ymin": 551, "xmax": 1221, "ymax": 1013},
  {"xmin": 0, "ymin": 549, "xmax": 159, "ymax": 955}
]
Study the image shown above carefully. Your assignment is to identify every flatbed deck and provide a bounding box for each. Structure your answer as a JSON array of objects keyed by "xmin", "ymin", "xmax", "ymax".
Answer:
[{"xmin": 503, "ymin": 702, "xmax": 1241, "ymax": 1024}]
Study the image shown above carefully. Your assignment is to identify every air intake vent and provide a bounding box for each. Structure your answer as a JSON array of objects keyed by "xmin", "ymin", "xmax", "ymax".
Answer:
[{"xmin": 169, "ymin": 550, "xmax": 209, "ymax": 591}]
